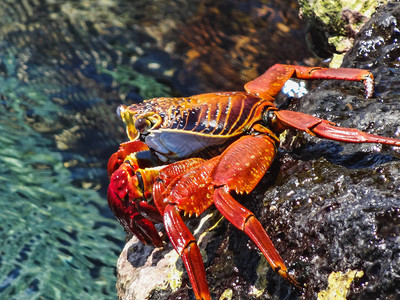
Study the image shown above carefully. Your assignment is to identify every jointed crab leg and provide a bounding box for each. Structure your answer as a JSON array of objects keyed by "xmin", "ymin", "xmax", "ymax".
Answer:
[
  {"xmin": 211, "ymin": 134, "xmax": 299, "ymax": 287},
  {"xmin": 273, "ymin": 110, "xmax": 400, "ymax": 146},
  {"xmin": 245, "ymin": 64, "xmax": 374, "ymax": 99},
  {"xmin": 154, "ymin": 160, "xmax": 215, "ymax": 299},
  {"xmin": 214, "ymin": 186, "xmax": 299, "ymax": 286},
  {"xmin": 154, "ymin": 134, "xmax": 300, "ymax": 299},
  {"xmin": 164, "ymin": 204, "xmax": 211, "ymax": 300}
]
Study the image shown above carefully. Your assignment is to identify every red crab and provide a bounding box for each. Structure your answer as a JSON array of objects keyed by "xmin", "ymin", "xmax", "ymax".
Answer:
[{"xmin": 107, "ymin": 64, "xmax": 400, "ymax": 299}]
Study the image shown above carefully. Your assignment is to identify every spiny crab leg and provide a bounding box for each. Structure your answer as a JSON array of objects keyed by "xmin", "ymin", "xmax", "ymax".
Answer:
[
  {"xmin": 211, "ymin": 134, "xmax": 300, "ymax": 288},
  {"xmin": 244, "ymin": 64, "xmax": 374, "ymax": 99},
  {"xmin": 273, "ymin": 110, "xmax": 400, "ymax": 147}
]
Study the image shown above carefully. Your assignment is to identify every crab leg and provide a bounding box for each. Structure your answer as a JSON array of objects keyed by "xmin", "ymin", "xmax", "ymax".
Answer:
[
  {"xmin": 209, "ymin": 134, "xmax": 299, "ymax": 286},
  {"xmin": 273, "ymin": 110, "xmax": 400, "ymax": 146},
  {"xmin": 152, "ymin": 158, "xmax": 212, "ymax": 299},
  {"xmin": 164, "ymin": 204, "xmax": 210, "ymax": 300},
  {"xmin": 244, "ymin": 63, "xmax": 373, "ymax": 99},
  {"xmin": 205, "ymin": 134, "xmax": 300, "ymax": 286},
  {"xmin": 214, "ymin": 186, "xmax": 298, "ymax": 286}
]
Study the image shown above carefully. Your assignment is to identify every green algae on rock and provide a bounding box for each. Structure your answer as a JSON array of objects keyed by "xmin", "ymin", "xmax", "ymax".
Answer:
[{"xmin": 298, "ymin": 0, "xmax": 386, "ymax": 65}]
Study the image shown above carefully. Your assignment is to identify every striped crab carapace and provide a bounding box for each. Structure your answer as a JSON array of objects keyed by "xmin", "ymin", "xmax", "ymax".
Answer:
[{"xmin": 107, "ymin": 64, "xmax": 400, "ymax": 299}]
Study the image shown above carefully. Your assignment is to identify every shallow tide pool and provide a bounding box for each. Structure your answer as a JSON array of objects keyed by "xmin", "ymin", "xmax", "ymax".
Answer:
[{"xmin": 0, "ymin": 1, "xmax": 174, "ymax": 299}]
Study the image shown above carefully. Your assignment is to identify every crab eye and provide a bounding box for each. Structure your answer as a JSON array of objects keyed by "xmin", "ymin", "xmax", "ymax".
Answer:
[{"xmin": 135, "ymin": 118, "xmax": 152, "ymax": 134}]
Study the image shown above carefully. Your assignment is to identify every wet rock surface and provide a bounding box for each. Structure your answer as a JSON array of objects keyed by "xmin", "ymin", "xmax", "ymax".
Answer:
[
  {"xmin": 266, "ymin": 2, "xmax": 400, "ymax": 299},
  {"xmin": 0, "ymin": 1, "xmax": 311, "ymax": 299},
  {"xmin": 117, "ymin": 2, "xmax": 400, "ymax": 300}
]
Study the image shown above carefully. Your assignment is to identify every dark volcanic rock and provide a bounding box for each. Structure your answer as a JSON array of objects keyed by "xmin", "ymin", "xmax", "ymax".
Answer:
[
  {"xmin": 270, "ymin": 2, "xmax": 400, "ymax": 299},
  {"xmin": 117, "ymin": 3, "xmax": 400, "ymax": 299}
]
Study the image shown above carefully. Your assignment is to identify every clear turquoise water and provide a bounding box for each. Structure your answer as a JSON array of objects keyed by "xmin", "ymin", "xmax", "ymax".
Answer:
[
  {"xmin": 0, "ymin": 52, "xmax": 123, "ymax": 299},
  {"xmin": 0, "ymin": 1, "xmax": 173, "ymax": 299}
]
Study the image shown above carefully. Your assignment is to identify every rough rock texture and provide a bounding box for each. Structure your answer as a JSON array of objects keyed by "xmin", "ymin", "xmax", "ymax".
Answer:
[
  {"xmin": 0, "ymin": 1, "xmax": 310, "ymax": 299},
  {"xmin": 116, "ymin": 2, "xmax": 400, "ymax": 299},
  {"xmin": 116, "ymin": 237, "xmax": 180, "ymax": 299}
]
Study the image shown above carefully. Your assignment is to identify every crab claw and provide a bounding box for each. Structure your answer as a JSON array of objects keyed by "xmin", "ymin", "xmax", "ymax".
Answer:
[
  {"xmin": 107, "ymin": 140, "xmax": 152, "ymax": 178},
  {"xmin": 108, "ymin": 162, "xmax": 163, "ymax": 247}
]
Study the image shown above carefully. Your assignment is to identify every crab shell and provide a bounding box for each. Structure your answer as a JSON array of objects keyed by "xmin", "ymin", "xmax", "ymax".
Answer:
[{"xmin": 118, "ymin": 92, "xmax": 274, "ymax": 161}]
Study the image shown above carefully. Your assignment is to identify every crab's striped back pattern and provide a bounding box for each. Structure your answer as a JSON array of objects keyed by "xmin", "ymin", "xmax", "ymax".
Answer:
[{"xmin": 119, "ymin": 92, "xmax": 272, "ymax": 161}]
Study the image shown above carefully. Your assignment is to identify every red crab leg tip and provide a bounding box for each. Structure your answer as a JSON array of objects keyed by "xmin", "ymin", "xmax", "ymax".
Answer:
[
  {"xmin": 164, "ymin": 205, "xmax": 211, "ymax": 299},
  {"xmin": 181, "ymin": 244, "xmax": 211, "ymax": 300},
  {"xmin": 312, "ymin": 122, "xmax": 400, "ymax": 146},
  {"xmin": 214, "ymin": 187, "xmax": 295, "ymax": 284},
  {"xmin": 245, "ymin": 64, "xmax": 374, "ymax": 99},
  {"xmin": 277, "ymin": 268, "xmax": 302, "ymax": 290},
  {"xmin": 274, "ymin": 110, "xmax": 400, "ymax": 146},
  {"xmin": 296, "ymin": 66, "xmax": 374, "ymax": 98}
]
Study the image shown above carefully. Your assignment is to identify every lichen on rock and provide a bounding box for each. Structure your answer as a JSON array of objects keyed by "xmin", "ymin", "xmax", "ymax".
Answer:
[{"xmin": 298, "ymin": 0, "xmax": 387, "ymax": 65}]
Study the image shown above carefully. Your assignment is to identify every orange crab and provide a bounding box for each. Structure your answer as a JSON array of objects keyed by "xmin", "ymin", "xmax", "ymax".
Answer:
[{"xmin": 107, "ymin": 64, "xmax": 400, "ymax": 299}]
